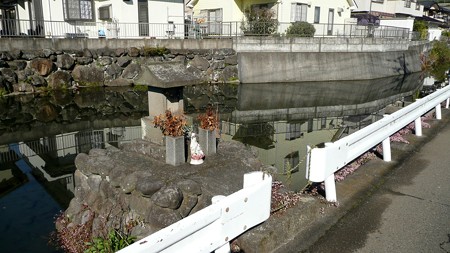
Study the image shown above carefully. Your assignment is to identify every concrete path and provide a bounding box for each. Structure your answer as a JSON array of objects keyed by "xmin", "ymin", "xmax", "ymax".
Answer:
[{"xmin": 306, "ymin": 110, "xmax": 450, "ymax": 252}]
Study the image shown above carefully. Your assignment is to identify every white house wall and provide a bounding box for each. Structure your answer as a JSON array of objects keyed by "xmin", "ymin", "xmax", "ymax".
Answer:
[
  {"xmin": 380, "ymin": 18, "xmax": 414, "ymax": 31},
  {"xmin": 354, "ymin": 0, "xmax": 423, "ymax": 17},
  {"xmin": 192, "ymin": 0, "xmax": 242, "ymax": 22}
]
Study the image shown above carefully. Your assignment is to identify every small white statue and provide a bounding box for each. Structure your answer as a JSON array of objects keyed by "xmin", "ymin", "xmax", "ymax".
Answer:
[{"xmin": 190, "ymin": 133, "xmax": 205, "ymax": 165}]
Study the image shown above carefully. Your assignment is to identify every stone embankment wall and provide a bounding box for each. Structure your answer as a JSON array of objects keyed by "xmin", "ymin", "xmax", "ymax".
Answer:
[
  {"xmin": 0, "ymin": 38, "xmax": 430, "ymax": 88},
  {"xmin": 62, "ymin": 139, "xmax": 266, "ymax": 240},
  {"xmin": 0, "ymin": 44, "xmax": 238, "ymax": 95}
]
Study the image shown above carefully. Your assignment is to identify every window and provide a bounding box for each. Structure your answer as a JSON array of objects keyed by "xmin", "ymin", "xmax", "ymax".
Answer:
[
  {"xmin": 285, "ymin": 122, "xmax": 303, "ymax": 140},
  {"xmin": 314, "ymin": 7, "xmax": 320, "ymax": 23},
  {"xmin": 63, "ymin": 0, "xmax": 94, "ymax": 21},
  {"xmin": 291, "ymin": 3, "xmax": 308, "ymax": 22},
  {"xmin": 251, "ymin": 3, "xmax": 277, "ymax": 19},
  {"xmin": 415, "ymin": 2, "xmax": 420, "ymax": 10},
  {"xmin": 405, "ymin": 0, "xmax": 411, "ymax": 8},
  {"xmin": 98, "ymin": 5, "xmax": 111, "ymax": 20}
]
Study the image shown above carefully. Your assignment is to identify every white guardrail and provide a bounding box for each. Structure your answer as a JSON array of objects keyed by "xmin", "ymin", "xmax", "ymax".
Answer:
[
  {"xmin": 117, "ymin": 171, "xmax": 272, "ymax": 253},
  {"xmin": 306, "ymin": 85, "xmax": 450, "ymax": 202}
]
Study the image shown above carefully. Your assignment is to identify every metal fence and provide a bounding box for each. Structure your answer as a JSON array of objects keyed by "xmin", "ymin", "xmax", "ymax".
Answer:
[
  {"xmin": 0, "ymin": 18, "xmax": 412, "ymax": 39},
  {"xmin": 0, "ymin": 126, "xmax": 142, "ymax": 163}
]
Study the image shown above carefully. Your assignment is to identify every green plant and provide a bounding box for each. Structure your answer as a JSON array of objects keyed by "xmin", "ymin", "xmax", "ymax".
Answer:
[
  {"xmin": 84, "ymin": 229, "xmax": 136, "ymax": 253},
  {"xmin": 197, "ymin": 105, "xmax": 219, "ymax": 131},
  {"xmin": 0, "ymin": 88, "xmax": 7, "ymax": 97},
  {"xmin": 286, "ymin": 22, "xmax": 316, "ymax": 37},
  {"xmin": 142, "ymin": 46, "xmax": 170, "ymax": 57},
  {"xmin": 441, "ymin": 30, "xmax": 450, "ymax": 38},
  {"xmin": 413, "ymin": 20, "xmax": 428, "ymax": 40},
  {"xmin": 240, "ymin": 8, "xmax": 278, "ymax": 35},
  {"xmin": 132, "ymin": 85, "xmax": 148, "ymax": 92},
  {"xmin": 153, "ymin": 110, "xmax": 187, "ymax": 137},
  {"xmin": 429, "ymin": 40, "xmax": 450, "ymax": 81}
]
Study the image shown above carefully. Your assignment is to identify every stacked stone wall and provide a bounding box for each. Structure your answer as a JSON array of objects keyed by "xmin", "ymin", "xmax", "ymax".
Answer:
[{"xmin": 0, "ymin": 47, "xmax": 238, "ymax": 95}]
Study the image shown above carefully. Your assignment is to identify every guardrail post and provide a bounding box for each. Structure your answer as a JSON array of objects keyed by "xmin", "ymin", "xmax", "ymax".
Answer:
[
  {"xmin": 414, "ymin": 117, "xmax": 422, "ymax": 136},
  {"xmin": 324, "ymin": 173, "xmax": 337, "ymax": 202},
  {"xmin": 446, "ymin": 98, "xmax": 449, "ymax": 109},
  {"xmin": 382, "ymin": 137, "xmax": 391, "ymax": 162},
  {"xmin": 435, "ymin": 104, "xmax": 442, "ymax": 120}
]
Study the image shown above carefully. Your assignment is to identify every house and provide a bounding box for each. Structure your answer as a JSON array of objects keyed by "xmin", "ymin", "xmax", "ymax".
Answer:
[
  {"xmin": 189, "ymin": 0, "xmax": 358, "ymax": 36},
  {"xmin": 352, "ymin": 0, "xmax": 424, "ymax": 37},
  {"xmin": 0, "ymin": 0, "xmax": 184, "ymax": 39},
  {"xmin": 418, "ymin": 1, "xmax": 450, "ymax": 27}
]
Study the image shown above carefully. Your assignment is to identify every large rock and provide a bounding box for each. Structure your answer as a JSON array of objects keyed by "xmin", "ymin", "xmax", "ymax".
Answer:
[
  {"xmin": 47, "ymin": 70, "xmax": 72, "ymax": 89},
  {"xmin": 34, "ymin": 101, "xmax": 59, "ymax": 122},
  {"xmin": 30, "ymin": 58, "xmax": 54, "ymax": 76},
  {"xmin": 116, "ymin": 56, "xmax": 132, "ymax": 68},
  {"xmin": 151, "ymin": 186, "xmax": 183, "ymax": 209},
  {"xmin": 121, "ymin": 63, "xmax": 141, "ymax": 79},
  {"xmin": 190, "ymin": 55, "xmax": 210, "ymax": 71},
  {"xmin": 56, "ymin": 54, "xmax": 75, "ymax": 70},
  {"xmin": 8, "ymin": 60, "xmax": 27, "ymax": 70},
  {"xmin": 136, "ymin": 176, "xmax": 165, "ymax": 197},
  {"xmin": 13, "ymin": 81, "xmax": 34, "ymax": 92},
  {"xmin": 128, "ymin": 47, "xmax": 140, "ymax": 57},
  {"xmin": 28, "ymin": 74, "xmax": 47, "ymax": 87},
  {"xmin": 105, "ymin": 63, "xmax": 123, "ymax": 79},
  {"xmin": 0, "ymin": 68, "xmax": 17, "ymax": 83},
  {"xmin": 72, "ymin": 65, "xmax": 104, "ymax": 86}
]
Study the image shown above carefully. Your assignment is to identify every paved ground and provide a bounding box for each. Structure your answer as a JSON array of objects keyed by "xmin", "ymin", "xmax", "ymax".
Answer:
[
  {"xmin": 237, "ymin": 106, "xmax": 450, "ymax": 253},
  {"xmin": 306, "ymin": 109, "xmax": 450, "ymax": 253}
]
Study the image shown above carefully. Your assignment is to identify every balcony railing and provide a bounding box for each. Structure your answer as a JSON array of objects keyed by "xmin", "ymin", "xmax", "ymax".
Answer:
[{"xmin": 0, "ymin": 18, "xmax": 412, "ymax": 40}]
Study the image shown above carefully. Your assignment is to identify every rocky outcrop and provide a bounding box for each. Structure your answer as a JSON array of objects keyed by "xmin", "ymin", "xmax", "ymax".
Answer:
[{"xmin": 59, "ymin": 140, "xmax": 263, "ymax": 240}]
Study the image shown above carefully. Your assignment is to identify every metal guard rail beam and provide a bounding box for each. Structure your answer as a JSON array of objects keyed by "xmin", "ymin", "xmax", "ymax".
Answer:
[
  {"xmin": 117, "ymin": 171, "xmax": 272, "ymax": 253},
  {"xmin": 307, "ymin": 85, "xmax": 450, "ymax": 202}
]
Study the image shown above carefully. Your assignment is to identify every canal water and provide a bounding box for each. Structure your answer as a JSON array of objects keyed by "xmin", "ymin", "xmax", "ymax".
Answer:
[{"xmin": 0, "ymin": 74, "xmax": 427, "ymax": 252}]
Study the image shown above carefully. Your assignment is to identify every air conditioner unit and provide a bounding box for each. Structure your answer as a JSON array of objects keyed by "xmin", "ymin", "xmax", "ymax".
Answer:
[{"xmin": 337, "ymin": 7, "xmax": 344, "ymax": 13}]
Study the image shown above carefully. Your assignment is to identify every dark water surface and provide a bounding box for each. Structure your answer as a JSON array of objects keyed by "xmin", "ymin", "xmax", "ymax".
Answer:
[{"xmin": 0, "ymin": 75, "xmax": 426, "ymax": 252}]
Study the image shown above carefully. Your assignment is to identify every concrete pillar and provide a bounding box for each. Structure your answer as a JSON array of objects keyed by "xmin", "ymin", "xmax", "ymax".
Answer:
[
  {"xmin": 436, "ymin": 104, "xmax": 442, "ymax": 120},
  {"xmin": 324, "ymin": 173, "xmax": 337, "ymax": 202},
  {"xmin": 414, "ymin": 117, "xmax": 422, "ymax": 137},
  {"xmin": 147, "ymin": 86, "xmax": 184, "ymax": 117},
  {"xmin": 382, "ymin": 137, "xmax": 391, "ymax": 162}
]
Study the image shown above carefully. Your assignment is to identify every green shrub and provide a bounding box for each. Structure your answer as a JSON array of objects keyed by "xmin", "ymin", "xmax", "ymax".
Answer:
[
  {"xmin": 429, "ymin": 40, "xmax": 450, "ymax": 81},
  {"xmin": 84, "ymin": 229, "xmax": 136, "ymax": 253},
  {"xmin": 240, "ymin": 8, "xmax": 278, "ymax": 35},
  {"xmin": 142, "ymin": 46, "xmax": 169, "ymax": 57},
  {"xmin": 286, "ymin": 22, "xmax": 315, "ymax": 37},
  {"xmin": 413, "ymin": 20, "xmax": 428, "ymax": 40}
]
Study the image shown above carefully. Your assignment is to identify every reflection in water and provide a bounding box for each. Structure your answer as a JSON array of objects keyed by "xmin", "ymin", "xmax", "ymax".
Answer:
[
  {"xmin": 212, "ymin": 73, "xmax": 423, "ymax": 191},
  {"xmin": 0, "ymin": 87, "xmax": 148, "ymax": 253},
  {"xmin": 0, "ymin": 74, "xmax": 423, "ymax": 252}
]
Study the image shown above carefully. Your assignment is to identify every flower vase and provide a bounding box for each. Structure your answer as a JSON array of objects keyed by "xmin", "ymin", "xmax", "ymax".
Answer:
[
  {"xmin": 165, "ymin": 135, "xmax": 185, "ymax": 166},
  {"xmin": 198, "ymin": 128, "xmax": 216, "ymax": 156}
]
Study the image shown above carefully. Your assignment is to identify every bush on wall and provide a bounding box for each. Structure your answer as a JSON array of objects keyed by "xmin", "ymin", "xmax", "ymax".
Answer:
[
  {"xmin": 240, "ymin": 8, "xmax": 278, "ymax": 35},
  {"xmin": 286, "ymin": 22, "xmax": 316, "ymax": 37}
]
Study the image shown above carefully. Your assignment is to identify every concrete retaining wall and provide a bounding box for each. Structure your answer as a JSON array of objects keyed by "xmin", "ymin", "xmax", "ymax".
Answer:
[
  {"xmin": 0, "ymin": 37, "xmax": 430, "ymax": 83},
  {"xmin": 238, "ymin": 48, "xmax": 423, "ymax": 83}
]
